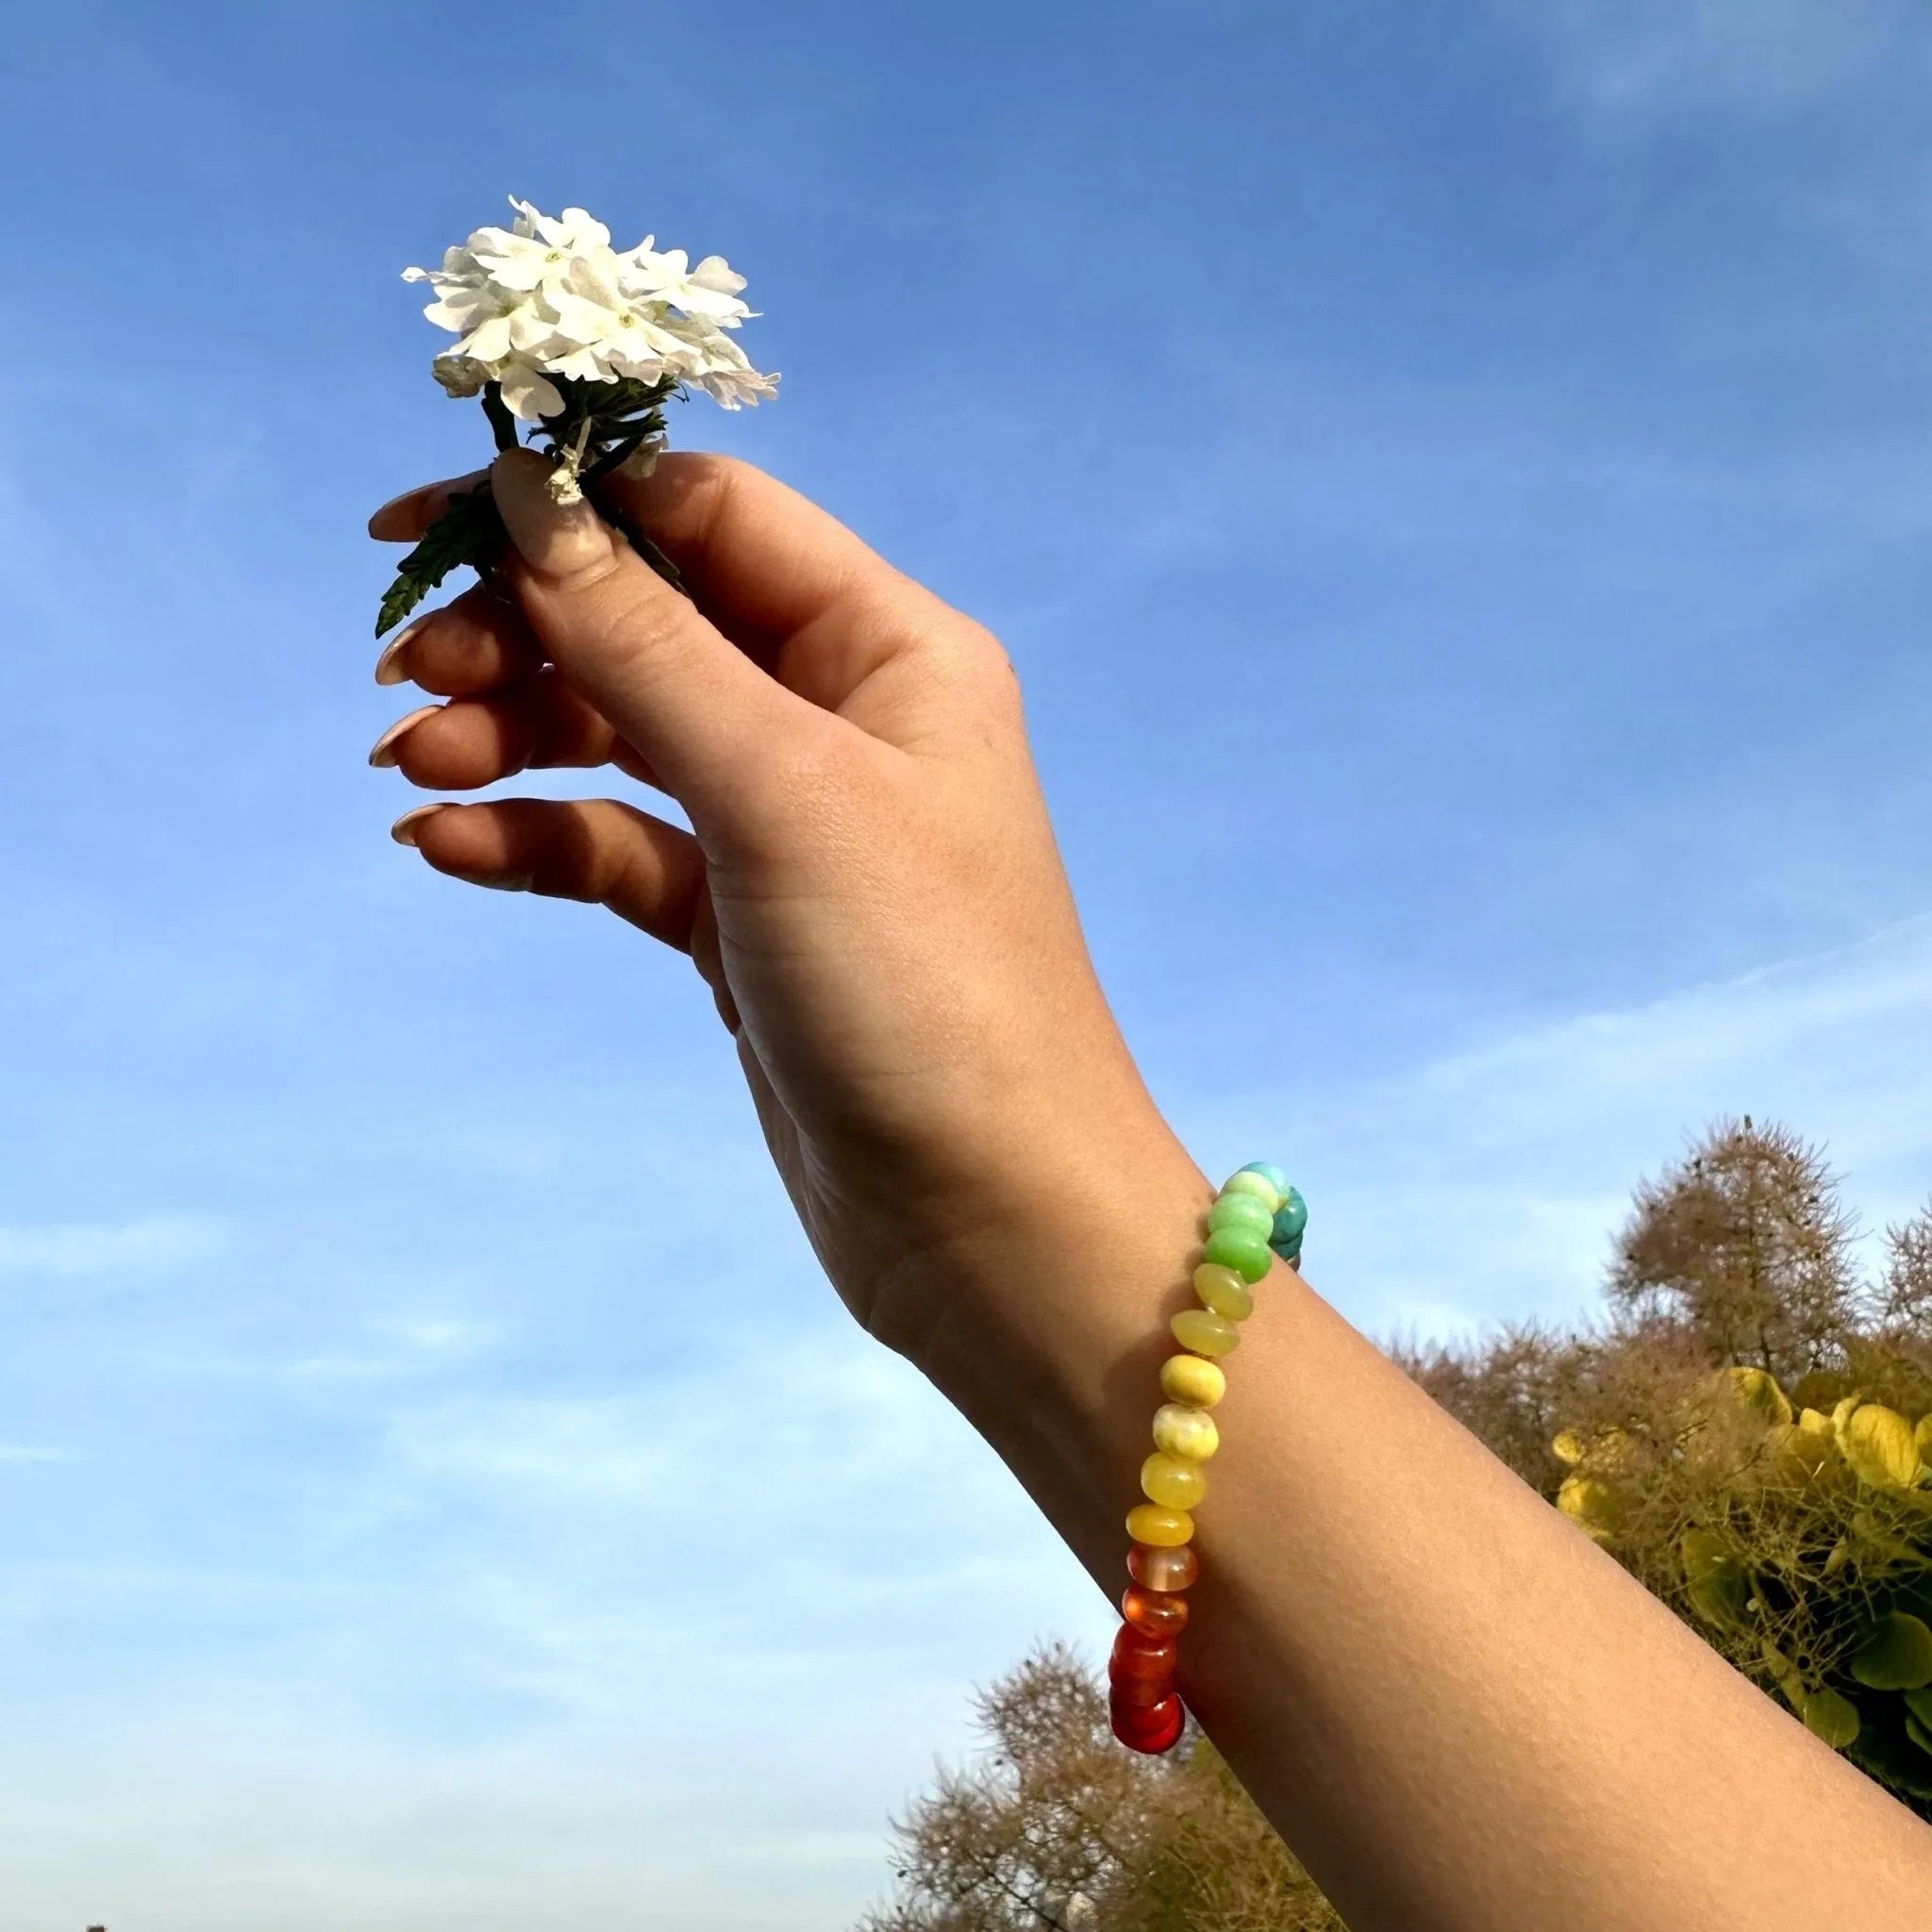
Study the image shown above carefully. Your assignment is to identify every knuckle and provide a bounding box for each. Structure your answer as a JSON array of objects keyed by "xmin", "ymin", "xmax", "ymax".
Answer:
[{"xmin": 924, "ymin": 615, "xmax": 1027, "ymax": 723}]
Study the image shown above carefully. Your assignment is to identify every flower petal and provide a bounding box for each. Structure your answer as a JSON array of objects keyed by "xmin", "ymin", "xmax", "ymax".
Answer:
[
  {"xmin": 459, "ymin": 314, "xmax": 515, "ymax": 364},
  {"xmin": 498, "ymin": 362, "xmax": 565, "ymax": 420}
]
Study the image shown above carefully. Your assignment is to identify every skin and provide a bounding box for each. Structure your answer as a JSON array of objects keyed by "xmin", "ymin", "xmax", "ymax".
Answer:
[{"xmin": 370, "ymin": 448, "xmax": 1932, "ymax": 1929}]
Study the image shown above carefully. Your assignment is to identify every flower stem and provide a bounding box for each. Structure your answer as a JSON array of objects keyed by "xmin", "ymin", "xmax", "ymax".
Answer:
[{"xmin": 480, "ymin": 384, "xmax": 520, "ymax": 454}]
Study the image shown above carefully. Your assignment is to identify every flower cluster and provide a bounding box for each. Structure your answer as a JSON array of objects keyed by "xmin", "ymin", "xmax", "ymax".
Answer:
[
  {"xmin": 375, "ymin": 197, "xmax": 775, "ymax": 638},
  {"xmin": 404, "ymin": 197, "xmax": 777, "ymax": 421}
]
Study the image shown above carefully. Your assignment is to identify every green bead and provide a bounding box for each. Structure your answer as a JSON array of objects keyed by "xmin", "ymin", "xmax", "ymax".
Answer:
[
  {"xmin": 1204, "ymin": 1224, "xmax": 1272, "ymax": 1284},
  {"xmin": 1240, "ymin": 1161, "xmax": 1289, "ymax": 1193},
  {"xmin": 1219, "ymin": 1170, "xmax": 1281, "ymax": 1211},
  {"xmin": 1271, "ymin": 1190, "xmax": 1307, "ymax": 1249},
  {"xmin": 1207, "ymin": 1192, "xmax": 1274, "ymax": 1238}
]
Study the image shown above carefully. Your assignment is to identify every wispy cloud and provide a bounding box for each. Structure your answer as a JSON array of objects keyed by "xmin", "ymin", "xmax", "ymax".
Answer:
[
  {"xmin": 165, "ymin": 1312, "xmax": 501, "ymax": 1385},
  {"xmin": 1493, "ymin": 0, "xmax": 1916, "ymax": 115},
  {"xmin": 0, "ymin": 1444, "xmax": 70, "ymax": 1464},
  {"xmin": 1201, "ymin": 913, "xmax": 1932, "ymax": 1339},
  {"xmin": 0, "ymin": 1215, "xmax": 225, "ymax": 1281}
]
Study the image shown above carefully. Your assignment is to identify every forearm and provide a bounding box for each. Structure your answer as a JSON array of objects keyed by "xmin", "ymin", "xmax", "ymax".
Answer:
[{"xmin": 891, "ymin": 1122, "xmax": 1932, "ymax": 1932}]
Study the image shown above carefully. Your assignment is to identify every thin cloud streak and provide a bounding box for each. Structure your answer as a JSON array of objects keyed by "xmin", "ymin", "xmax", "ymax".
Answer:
[
  {"xmin": 0, "ymin": 1215, "xmax": 225, "ymax": 1280},
  {"xmin": 1208, "ymin": 912, "xmax": 1932, "ymax": 1339}
]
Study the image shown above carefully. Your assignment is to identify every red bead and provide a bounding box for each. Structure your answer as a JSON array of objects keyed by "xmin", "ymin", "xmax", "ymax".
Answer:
[
  {"xmin": 1109, "ymin": 1664, "xmax": 1176, "ymax": 1707},
  {"xmin": 1109, "ymin": 1624, "xmax": 1177, "ymax": 1681},
  {"xmin": 1122, "ymin": 1584, "xmax": 1190, "ymax": 1639},
  {"xmin": 1110, "ymin": 1690, "xmax": 1185, "ymax": 1754},
  {"xmin": 1127, "ymin": 1542, "xmax": 1199, "ymax": 1592}
]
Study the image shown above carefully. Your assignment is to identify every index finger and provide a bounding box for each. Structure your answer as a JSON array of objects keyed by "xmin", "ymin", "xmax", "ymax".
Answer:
[{"xmin": 370, "ymin": 454, "xmax": 949, "ymax": 683}]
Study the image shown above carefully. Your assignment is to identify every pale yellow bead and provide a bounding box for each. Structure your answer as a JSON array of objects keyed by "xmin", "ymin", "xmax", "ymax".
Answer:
[
  {"xmin": 1153, "ymin": 1401, "xmax": 1220, "ymax": 1463},
  {"xmin": 1219, "ymin": 1170, "xmax": 1283, "ymax": 1213},
  {"xmin": 1141, "ymin": 1451, "xmax": 1208, "ymax": 1510},
  {"xmin": 1193, "ymin": 1262, "xmax": 1254, "ymax": 1322},
  {"xmin": 1159, "ymin": 1354, "xmax": 1227, "ymax": 1408},
  {"xmin": 1171, "ymin": 1307, "xmax": 1241, "ymax": 1357},
  {"xmin": 1126, "ymin": 1502, "xmax": 1195, "ymax": 1547}
]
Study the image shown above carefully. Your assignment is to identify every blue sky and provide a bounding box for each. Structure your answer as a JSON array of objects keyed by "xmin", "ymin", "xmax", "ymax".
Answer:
[{"xmin": 2, "ymin": 1, "xmax": 1929, "ymax": 1924}]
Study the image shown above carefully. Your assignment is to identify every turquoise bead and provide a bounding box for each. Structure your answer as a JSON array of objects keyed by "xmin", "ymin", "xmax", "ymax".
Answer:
[
  {"xmin": 1203, "ymin": 1224, "xmax": 1272, "ymax": 1284},
  {"xmin": 1207, "ymin": 1192, "xmax": 1274, "ymax": 1237},
  {"xmin": 1271, "ymin": 1189, "xmax": 1307, "ymax": 1249},
  {"xmin": 1240, "ymin": 1161, "xmax": 1290, "ymax": 1194}
]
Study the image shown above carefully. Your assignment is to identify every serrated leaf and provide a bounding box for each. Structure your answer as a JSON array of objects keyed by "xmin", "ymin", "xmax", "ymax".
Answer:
[{"xmin": 375, "ymin": 487, "xmax": 505, "ymax": 637}]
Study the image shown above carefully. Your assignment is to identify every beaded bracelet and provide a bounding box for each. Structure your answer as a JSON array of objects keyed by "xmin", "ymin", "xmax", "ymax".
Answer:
[{"xmin": 1108, "ymin": 1161, "xmax": 1307, "ymax": 1754}]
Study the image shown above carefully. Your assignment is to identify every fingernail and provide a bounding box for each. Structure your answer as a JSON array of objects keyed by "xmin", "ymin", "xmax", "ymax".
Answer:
[
  {"xmin": 491, "ymin": 448, "xmax": 616, "ymax": 581},
  {"xmin": 368, "ymin": 470, "xmax": 487, "ymax": 541},
  {"xmin": 368, "ymin": 704, "xmax": 441, "ymax": 769},
  {"xmin": 390, "ymin": 804, "xmax": 450, "ymax": 848},
  {"xmin": 375, "ymin": 616, "xmax": 430, "ymax": 687},
  {"xmin": 474, "ymin": 870, "xmax": 534, "ymax": 892},
  {"xmin": 368, "ymin": 485, "xmax": 430, "ymax": 541}
]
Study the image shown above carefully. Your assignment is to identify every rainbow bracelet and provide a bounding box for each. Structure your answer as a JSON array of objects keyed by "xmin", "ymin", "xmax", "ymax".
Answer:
[{"xmin": 1108, "ymin": 1161, "xmax": 1307, "ymax": 1754}]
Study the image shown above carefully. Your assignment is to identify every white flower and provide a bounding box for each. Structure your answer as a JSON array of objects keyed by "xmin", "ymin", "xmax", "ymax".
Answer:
[
  {"xmin": 623, "ymin": 246, "xmax": 753, "ymax": 325},
  {"xmin": 404, "ymin": 195, "xmax": 777, "ymax": 420}
]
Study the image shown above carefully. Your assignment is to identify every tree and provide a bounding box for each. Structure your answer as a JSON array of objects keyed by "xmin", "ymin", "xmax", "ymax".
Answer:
[
  {"xmin": 1608, "ymin": 1118, "xmax": 1860, "ymax": 1381},
  {"xmin": 858, "ymin": 1646, "xmax": 1343, "ymax": 1932},
  {"xmin": 1878, "ymin": 1202, "xmax": 1932, "ymax": 1341},
  {"xmin": 1391, "ymin": 1320, "xmax": 1591, "ymax": 1494}
]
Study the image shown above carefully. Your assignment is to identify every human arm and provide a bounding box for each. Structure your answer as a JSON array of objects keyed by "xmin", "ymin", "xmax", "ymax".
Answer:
[{"xmin": 367, "ymin": 449, "xmax": 1932, "ymax": 1930}]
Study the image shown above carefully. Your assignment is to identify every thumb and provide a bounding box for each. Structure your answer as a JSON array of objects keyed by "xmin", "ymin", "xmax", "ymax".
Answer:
[{"xmin": 491, "ymin": 447, "xmax": 814, "ymax": 819}]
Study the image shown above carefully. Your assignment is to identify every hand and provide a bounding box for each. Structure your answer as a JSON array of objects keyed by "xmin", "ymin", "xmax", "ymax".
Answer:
[{"xmin": 368, "ymin": 450, "xmax": 1183, "ymax": 1355}]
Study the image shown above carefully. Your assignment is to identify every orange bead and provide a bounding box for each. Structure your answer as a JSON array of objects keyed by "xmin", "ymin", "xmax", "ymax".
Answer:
[
  {"xmin": 1127, "ymin": 1541, "xmax": 1200, "ymax": 1592},
  {"xmin": 1122, "ymin": 1584, "xmax": 1190, "ymax": 1639}
]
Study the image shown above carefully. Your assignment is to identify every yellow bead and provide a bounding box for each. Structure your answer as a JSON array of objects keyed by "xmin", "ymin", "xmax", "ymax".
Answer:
[
  {"xmin": 1126, "ymin": 1502, "xmax": 1194, "ymax": 1547},
  {"xmin": 1171, "ymin": 1307, "xmax": 1241, "ymax": 1357},
  {"xmin": 1153, "ymin": 1401, "xmax": 1220, "ymax": 1462},
  {"xmin": 1159, "ymin": 1354, "xmax": 1226, "ymax": 1408},
  {"xmin": 1141, "ymin": 1452, "xmax": 1208, "ymax": 1510},
  {"xmin": 1193, "ymin": 1262, "xmax": 1254, "ymax": 1322},
  {"xmin": 1220, "ymin": 1170, "xmax": 1283, "ymax": 1213}
]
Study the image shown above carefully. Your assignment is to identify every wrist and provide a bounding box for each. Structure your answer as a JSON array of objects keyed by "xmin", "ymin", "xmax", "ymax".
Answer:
[{"xmin": 869, "ymin": 1108, "xmax": 1219, "ymax": 1579}]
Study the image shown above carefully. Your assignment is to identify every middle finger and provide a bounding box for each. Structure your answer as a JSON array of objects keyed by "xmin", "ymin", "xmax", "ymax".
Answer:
[{"xmin": 375, "ymin": 582, "xmax": 548, "ymax": 696}]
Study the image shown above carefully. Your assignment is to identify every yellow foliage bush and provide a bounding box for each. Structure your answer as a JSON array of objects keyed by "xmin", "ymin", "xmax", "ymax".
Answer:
[{"xmin": 1553, "ymin": 1365, "xmax": 1932, "ymax": 1813}]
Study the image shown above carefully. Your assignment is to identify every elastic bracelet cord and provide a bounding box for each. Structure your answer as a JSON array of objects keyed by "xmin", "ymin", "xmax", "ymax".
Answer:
[{"xmin": 1108, "ymin": 1161, "xmax": 1307, "ymax": 1754}]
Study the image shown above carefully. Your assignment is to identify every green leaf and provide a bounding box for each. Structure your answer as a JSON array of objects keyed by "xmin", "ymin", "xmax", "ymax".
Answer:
[
  {"xmin": 1843, "ymin": 1690, "xmax": 1932, "ymax": 1798},
  {"xmin": 1910, "ymin": 1714, "xmax": 1932, "ymax": 1759},
  {"xmin": 1905, "ymin": 1685, "xmax": 1932, "ymax": 1728},
  {"xmin": 480, "ymin": 383, "xmax": 520, "ymax": 454},
  {"xmin": 1681, "ymin": 1528, "xmax": 1751, "ymax": 1629},
  {"xmin": 1850, "ymin": 1705, "xmax": 1932, "ymax": 1800},
  {"xmin": 375, "ymin": 486, "xmax": 505, "ymax": 638},
  {"xmin": 1802, "ymin": 1687, "xmax": 1860, "ymax": 1750},
  {"xmin": 1849, "ymin": 1611, "xmax": 1932, "ymax": 1691}
]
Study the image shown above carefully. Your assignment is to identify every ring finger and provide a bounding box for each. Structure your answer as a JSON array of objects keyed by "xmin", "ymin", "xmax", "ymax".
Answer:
[{"xmin": 370, "ymin": 668, "xmax": 624, "ymax": 789}]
